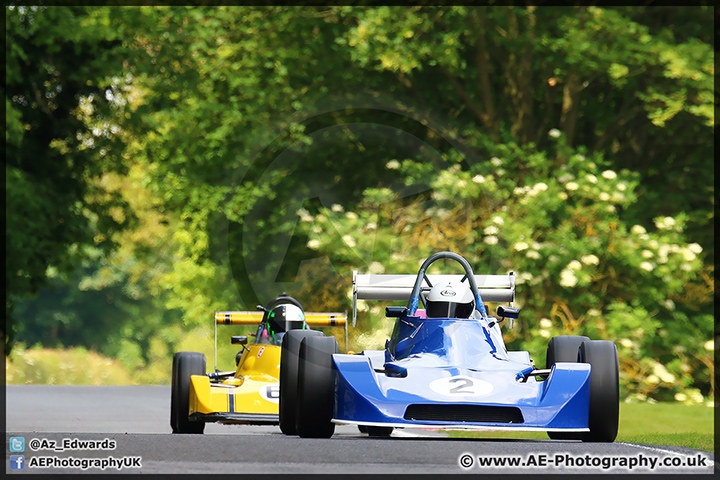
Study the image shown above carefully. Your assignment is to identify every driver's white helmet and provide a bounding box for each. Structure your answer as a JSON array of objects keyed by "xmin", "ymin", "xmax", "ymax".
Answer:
[
  {"xmin": 426, "ymin": 281, "xmax": 475, "ymax": 318},
  {"xmin": 268, "ymin": 304, "xmax": 306, "ymax": 334}
]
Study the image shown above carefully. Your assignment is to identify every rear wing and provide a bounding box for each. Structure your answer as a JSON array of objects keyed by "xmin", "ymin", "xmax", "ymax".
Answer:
[
  {"xmin": 214, "ymin": 311, "xmax": 347, "ymax": 327},
  {"xmin": 351, "ymin": 271, "xmax": 516, "ymax": 325},
  {"xmin": 213, "ymin": 310, "xmax": 348, "ymax": 370}
]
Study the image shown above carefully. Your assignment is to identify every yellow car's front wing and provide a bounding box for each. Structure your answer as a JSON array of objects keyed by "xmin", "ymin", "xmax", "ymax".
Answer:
[{"xmin": 189, "ymin": 344, "xmax": 281, "ymax": 424}]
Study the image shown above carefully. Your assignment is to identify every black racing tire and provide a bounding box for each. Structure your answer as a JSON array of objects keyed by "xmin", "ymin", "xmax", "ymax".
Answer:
[
  {"xmin": 546, "ymin": 335, "xmax": 590, "ymax": 368},
  {"xmin": 296, "ymin": 335, "xmax": 338, "ymax": 438},
  {"xmin": 546, "ymin": 335, "xmax": 589, "ymax": 440},
  {"xmin": 171, "ymin": 351, "xmax": 206, "ymax": 434},
  {"xmin": 367, "ymin": 426, "xmax": 394, "ymax": 437},
  {"xmin": 358, "ymin": 425, "xmax": 368, "ymax": 434},
  {"xmin": 579, "ymin": 340, "xmax": 619, "ymax": 443},
  {"xmin": 279, "ymin": 329, "xmax": 324, "ymax": 435}
]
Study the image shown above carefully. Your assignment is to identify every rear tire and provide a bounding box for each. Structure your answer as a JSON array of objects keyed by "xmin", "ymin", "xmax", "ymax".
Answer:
[
  {"xmin": 279, "ymin": 329, "xmax": 324, "ymax": 435},
  {"xmin": 171, "ymin": 351, "xmax": 206, "ymax": 434},
  {"xmin": 546, "ymin": 335, "xmax": 589, "ymax": 440},
  {"xmin": 579, "ymin": 340, "xmax": 619, "ymax": 442},
  {"xmin": 296, "ymin": 335, "xmax": 338, "ymax": 438}
]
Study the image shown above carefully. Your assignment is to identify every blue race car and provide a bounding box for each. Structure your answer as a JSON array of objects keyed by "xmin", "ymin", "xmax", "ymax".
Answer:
[{"xmin": 279, "ymin": 251, "xmax": 619, "ymax": 441}]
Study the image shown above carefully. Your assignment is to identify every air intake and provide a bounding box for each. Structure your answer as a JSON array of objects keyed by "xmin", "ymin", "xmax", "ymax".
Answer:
[{"xmin": 404, "ymin": 404, "xmax": 524, "ymax": 423}]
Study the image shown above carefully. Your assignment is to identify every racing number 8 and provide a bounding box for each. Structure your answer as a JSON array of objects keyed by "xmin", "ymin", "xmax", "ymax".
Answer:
[{"xmin": 265, "ymin": 385, "xmax": 280, "ymax": 400}]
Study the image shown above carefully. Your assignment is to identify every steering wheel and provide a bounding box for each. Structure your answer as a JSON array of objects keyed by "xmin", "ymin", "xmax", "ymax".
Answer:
[{"xmin": 406, "ymin": 252, "xmax": 488, "ymax": 317}]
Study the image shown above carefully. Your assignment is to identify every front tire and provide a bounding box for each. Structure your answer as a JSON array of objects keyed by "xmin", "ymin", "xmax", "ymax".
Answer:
[
  {"xmin": 367, "ymin": 426, "xmax": 394, "ymax": 437},
  {"xmin": 279, "ymin": 329, "xmax": 324, "ymax": 435},
  {"xmin": 546, "ymin": 335, "xmax": 590, "ymax": 367},
  {"xmin": 579, "ymin": 340, "xmax": 619, "ymax": 442},
  {"xmin": 546, "ymin": 335, "xmax": 589, "ymax": 440},
  {"xmin": 171, "ymin": 351, "xmax": 206, "ymax": 434},
  {"xmin": 296, "ymin": 335, "xmax": 338, "ymax": 438}
]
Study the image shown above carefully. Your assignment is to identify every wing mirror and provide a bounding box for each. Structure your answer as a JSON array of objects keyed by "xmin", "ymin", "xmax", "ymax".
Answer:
[
  {"xmin": 488, "ymin": 306, "xmax": 520, "ymax": 329},
  {"xmin": 386, "ymin": 306, "xmax": 408, "ymax": 318},
  {"xmin": 231, "ymin": 335, "xmax": 248, "ymax": 345},
  {"xmin": 497, "ymin": 305, "xmax": 520, "ymax": 319}
]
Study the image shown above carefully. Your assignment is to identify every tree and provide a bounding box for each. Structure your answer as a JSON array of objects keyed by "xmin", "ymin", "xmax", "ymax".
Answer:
[
  {"xmin": 7, "ymin": 6, "xmax": 713, "ymax": 399},
  {"xmin": 5, "ymin": 6, "xmax": 135, "ymax": 351}
]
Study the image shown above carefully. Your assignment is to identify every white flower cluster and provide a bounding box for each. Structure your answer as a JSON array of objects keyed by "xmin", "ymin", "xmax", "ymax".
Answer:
[
  {"xmin": 342, "ymin": 235, "xmax": 357, "ymax": 248},
  {"xmin": 514, "ymin": 182, "xmax": 549, "ymax": 198},
  {"xmin": 631, "ymin": 224, "xmax": 647, "ymax": 235},
  {"xmin": 297, "ymin": 208, "xmax": 313, "ymax": 222},
  {"xmin": 639, "ymin": 261, "xmax": 654, "ymax": 272},
  {"xmin": 368, "ymin": 261, "xmax": 385, "ymax": 274},
  {"xmin": 538, "ymin": 318, "xmax": 552, "ymax": 338},
  {"xmin": 645, "ymin": 361, "xmax": 676, "ymax": 385},
  {"xmin": 560, "ymin": 270, "xmax": 577, "ymax": 288},
  {"xmin": 513, "ymin": 241, "xmax": 529, "ymax": 251},
  {"xmin": 515, "ymin": 272, "xmax": 534, "ymax": 285},
  {"xmin": 484, "ymin": 235, "xmax": 499, "ymax": 245},
  {"xmin": 654, "ymin": 216, "xmax": 677, "ymax": 230},
  {"xmin": 559, "ymin": 260, "xmax": 583, "ymax": 288},
  {"xmin": 674, "ymin": 391, "xmax": 705, "ymax": 404},
  {"xmin": 581, "ymin": 254, "xmax": 599, "ymax": 265}
]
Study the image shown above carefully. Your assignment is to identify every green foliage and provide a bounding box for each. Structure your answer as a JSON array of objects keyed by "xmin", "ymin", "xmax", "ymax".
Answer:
[
  {"xmin": 5, "ymin": 6, "xmax": 135, "ymax": 350},
  {"xmin": 6, "ymin": 344, "xmax": 134, "ymax": 385},
  {"xmin": 6, "ymin": 6, "xmax": 713, "ymax": 404},
  {"xmin": 295, "ymin": 142, "xmax": 713, "ymax": 401}
]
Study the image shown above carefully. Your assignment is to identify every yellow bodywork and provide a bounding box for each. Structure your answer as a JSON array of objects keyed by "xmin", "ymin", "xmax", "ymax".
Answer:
[
  {"xmin": 189, "ymin": 344, "xmax": 281, "ymax": 421},
  {"xmin": 186, "ymin": 308, "xmax": 346, "ymax": 424}
]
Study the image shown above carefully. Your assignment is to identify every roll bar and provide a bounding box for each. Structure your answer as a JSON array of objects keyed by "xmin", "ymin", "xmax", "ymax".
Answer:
[
  {"xmin": 352, "ymin": 251, "xmax": 516, "ymax": 325},
  {"xmin": 407, "ymin": 251, "xmax": 486, "ymax": 317}
]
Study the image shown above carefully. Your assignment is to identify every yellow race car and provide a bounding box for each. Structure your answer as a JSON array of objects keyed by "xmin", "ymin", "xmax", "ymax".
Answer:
[{"xmin": 171, "ymin": 293, "xmax": 347, "ymax": 434}]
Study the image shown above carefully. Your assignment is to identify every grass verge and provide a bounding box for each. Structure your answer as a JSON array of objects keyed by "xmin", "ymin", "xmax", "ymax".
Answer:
[{"xmin": 448, "ymin": 402, "xmax": 714, "ymax": 452}]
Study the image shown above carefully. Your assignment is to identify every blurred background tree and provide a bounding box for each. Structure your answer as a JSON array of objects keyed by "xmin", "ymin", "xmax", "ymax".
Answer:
[{"xmin": 5, "ymin": 5, "xmax": 713, "ymax": 402}]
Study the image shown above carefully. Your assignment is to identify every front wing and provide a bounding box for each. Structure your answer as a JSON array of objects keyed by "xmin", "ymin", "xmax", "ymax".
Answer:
[
  {"xmin": 331, "ymin": 354, "xmax": 591, "ymax": 432},
  {"xmin": 189, "ymin": 375, "xmax": 280, "ymax": 425}
]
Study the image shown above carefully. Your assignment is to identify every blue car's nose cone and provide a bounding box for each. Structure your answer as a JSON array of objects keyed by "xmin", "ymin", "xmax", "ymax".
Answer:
[{"xmin": 332, "ymin": 317, "xmax": 591, "ymax": 431}]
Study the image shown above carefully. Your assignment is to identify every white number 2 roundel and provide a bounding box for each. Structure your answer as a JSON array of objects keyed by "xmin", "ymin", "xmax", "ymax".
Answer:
[{"xmin": 429, "ymin": 375, "xmax": 494, "ymax": 397}]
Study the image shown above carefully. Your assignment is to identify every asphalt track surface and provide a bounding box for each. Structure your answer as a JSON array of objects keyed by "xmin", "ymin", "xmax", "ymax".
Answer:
[{"xmin": 5, "ymin": 385, "xmax": 715, "ymax": 475}]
